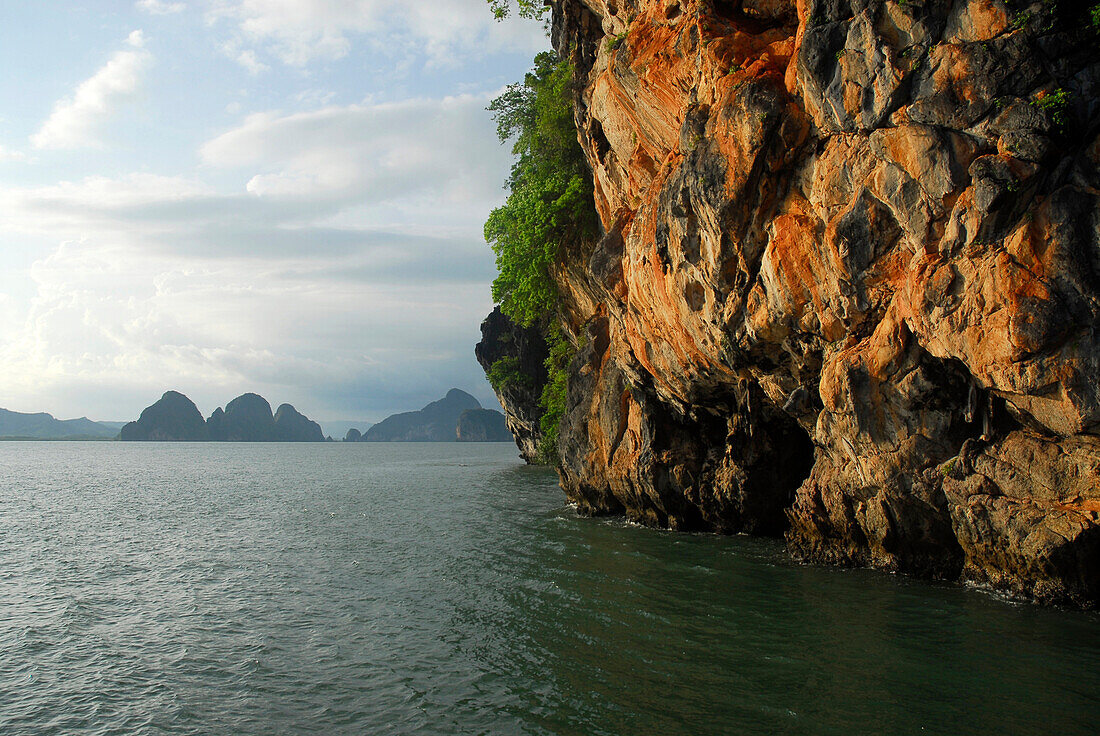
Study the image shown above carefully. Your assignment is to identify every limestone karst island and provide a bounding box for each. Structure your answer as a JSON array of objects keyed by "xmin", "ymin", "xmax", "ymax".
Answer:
[{"xmin": 1, "ymin": 1, "xmax": 1099, "ymax": 734}]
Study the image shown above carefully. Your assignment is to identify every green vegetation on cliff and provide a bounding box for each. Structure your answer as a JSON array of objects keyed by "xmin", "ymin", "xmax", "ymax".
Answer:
[
  {"xmin": 488, "ymin": 324, "xmax": 571, "ymax": 464},
  {"xmin": 485, "ymin": 0, "xmax": 545, "ymax": 20},
  {"xmin": 484, "ymin": 47, "xmax": 599, "ymax": 463},
  {"xmin": 536, "ymin": 328, "xmax": 572, "ymax": 464},
  {"xmin": 484, "ymin": 51, "xmax": 598, "ymax": 327},
  {"xmin": 486, "ymin": 355, "xmax": 534, "ymax": 392}
]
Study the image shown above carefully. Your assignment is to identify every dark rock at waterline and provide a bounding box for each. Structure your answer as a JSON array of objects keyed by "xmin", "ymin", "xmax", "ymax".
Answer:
[
  {"xmin": 119, "ymin": 391, "xmax": 209, "ymax": 441},
  {"xmin": 456, "ymin": 409, "xmax": 512, "ymax": 442}
]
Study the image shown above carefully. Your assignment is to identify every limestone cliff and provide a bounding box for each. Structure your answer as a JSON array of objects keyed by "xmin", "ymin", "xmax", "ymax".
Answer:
[
  {"xmin": 539, "ymin": 0, "xmax": 1100, "ymax": 606},
  {"xmin": 208, "ymin": 393, "xmax": 277, "ymax": 442},
  {"xmin": 476, "ymin": 307, "xmax": 551, "ymax": 462},
  {"xmin": 120, "ymin": 391, "xmax": 209, "ymax": 441},
  {"xmin": 456, "ymin": 409, "xmax": 514, "ymax": 442},
  {"xmin": 273, "ymin": 404, "xmax": 326, "ymax": 442},
  {"xmin": 123, "ymin": 391, "xmax": 325, "ymax": 442}
]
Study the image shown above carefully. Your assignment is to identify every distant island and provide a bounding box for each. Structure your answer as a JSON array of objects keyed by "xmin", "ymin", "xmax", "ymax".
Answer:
[
  {"xmin": 456, "ymin": 409, "xmax": 511, "ymax": 442},
  {"xmin": 6, "ymin": 389, "xmax": 511, "ymax": 444},
  {"xmin": 322, "ymin": 420, "xmax": 373, "ymax": 441},
  {"xmin": 0, "ymin": 408, "xmax": 123, "ymax": 440},
  {"xmin": 120, "ymin": 390, "xmax": 324, "ymax": 442},
  {"xmin": 343, "ymin": 389, "xmax": 511, "ymax": 442}
]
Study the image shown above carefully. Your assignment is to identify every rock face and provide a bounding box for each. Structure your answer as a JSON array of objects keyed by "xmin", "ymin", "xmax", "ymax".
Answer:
[
  {"xmin": 475, "ymin": 307, "xmax": 551, "ymax": 461},
  {"xmin": 120, "ymin": 391, "xmax": 209, "ymax": 441},
  {"xmin": 207, "ymin": 393, "xmax": 276, "ymax": 441},
  {"xmin": 456, "ymin": 409, "xmax": 513, "ymax": 442},
  {"xmin": 344, "ymin": 428, "xmax": 362, "ymax": 442},
  {"xmin": 543, "ymin": 0, "xmax": 1100, "ymax": 606},
  {"xmin": 363, "ymin": 389, "xmax": 483, "ymax": 442},
  {"xmin": 273, "ymin": 404, "xmax": 325, "ymax": 442}
]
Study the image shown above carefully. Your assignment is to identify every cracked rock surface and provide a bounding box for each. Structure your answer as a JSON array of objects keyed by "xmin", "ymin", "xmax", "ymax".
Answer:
[{"xmin": 543, "ymin": 0, "xmax": 1100, "ymax": 606}]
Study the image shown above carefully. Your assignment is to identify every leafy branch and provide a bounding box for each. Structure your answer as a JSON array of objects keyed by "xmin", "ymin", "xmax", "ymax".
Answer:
[{"xmin": 486, "ymin": 0, "xmax": 548, "ymax": 20}]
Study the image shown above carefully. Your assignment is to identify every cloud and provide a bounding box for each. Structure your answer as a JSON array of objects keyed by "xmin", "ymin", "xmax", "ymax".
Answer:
[
  {"xmin": 9, "ymin": 94, "xmax": 512, "ymax": 249},
  {"xmin": 0, "ymin": 170, "xmax": 497, "ymax": 277},
  {"xmin": 0, "ymin": 90, "xmax": 515, "ymax": 421},
  {"xmin": 219, "ymin": 37, "xmax": 271, "ymax": 74},
  {"xmin": 200, "ymin": 94, "xmax": 511, "ymax": 209},
  {"xmin": 31, "ymin": 31, "xmax": 152, "ymax": 150},
  {"xmin": 0, "ymin": 145, "xmax": 26, "ymax": 161},
  {"xmin": 0, "ymin": 237, "xmax": 497, "ymax": 422},
  {"xmin": 294, "ymin": 89, "xmax": 337, "ymax": 107},
  {"xmin": 234, "ymin": 49, "xmax": 269, "ymax": 75},
  {"xmin": 136, "ymin": 0, "xmax": 186, "ymax": 13},
  {"xmin": 208, "ymin": 0, "xmax": 546, "ymax": 67}
]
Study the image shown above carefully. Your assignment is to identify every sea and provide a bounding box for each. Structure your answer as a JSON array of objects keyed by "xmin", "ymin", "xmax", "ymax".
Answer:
[{"xmin": 0, "ymin": 441, "xmax": 1097, "ymax": 735}]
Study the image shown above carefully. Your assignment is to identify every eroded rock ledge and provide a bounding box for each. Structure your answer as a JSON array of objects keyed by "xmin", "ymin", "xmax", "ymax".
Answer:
[
  {"xmin": 543, "ymin": 0, "xmax": 1100, "ymax": 606},
  {"xmin": 476, "ymin": 308, "xmax": 550, "ymax": 462}
]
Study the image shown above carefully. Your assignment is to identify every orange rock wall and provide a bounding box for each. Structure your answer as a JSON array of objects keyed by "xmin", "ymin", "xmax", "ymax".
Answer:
[{"xmin": 549, "ymin": 0, "xmax": 1100, "ymax": 606}]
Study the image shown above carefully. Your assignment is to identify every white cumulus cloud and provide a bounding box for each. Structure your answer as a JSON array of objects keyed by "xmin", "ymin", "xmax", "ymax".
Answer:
[{"xmin": 31, "ymin": 31, "xmax": 152, "ymax": 150}]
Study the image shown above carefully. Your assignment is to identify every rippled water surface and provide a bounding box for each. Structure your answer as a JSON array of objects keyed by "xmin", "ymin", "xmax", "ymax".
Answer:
[{"xmin": 1, "ymin": 442, "xmax": 1098, "ymax": 735}]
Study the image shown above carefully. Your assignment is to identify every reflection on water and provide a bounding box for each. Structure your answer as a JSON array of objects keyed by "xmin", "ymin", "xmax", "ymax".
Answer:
[{"xmin": 0, "ymin": 442, "xmax": 1097, "ymax": 736}]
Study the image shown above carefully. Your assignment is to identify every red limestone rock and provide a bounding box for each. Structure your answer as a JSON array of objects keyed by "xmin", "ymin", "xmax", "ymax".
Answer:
[{"xmin": 545, "ymin": 0, "xmax": 1100, "ymax": 606}]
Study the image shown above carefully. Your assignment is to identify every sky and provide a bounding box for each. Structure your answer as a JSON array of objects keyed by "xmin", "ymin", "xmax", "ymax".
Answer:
[{"xmin": 0, "ymin": 0, "xmax": 549, "ymax": 423}]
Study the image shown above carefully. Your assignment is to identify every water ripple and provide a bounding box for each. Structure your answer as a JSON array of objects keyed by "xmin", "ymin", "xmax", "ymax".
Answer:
[{"xmin": 0, "ymin": 442, "xmax": 1098, "ymax": 735}]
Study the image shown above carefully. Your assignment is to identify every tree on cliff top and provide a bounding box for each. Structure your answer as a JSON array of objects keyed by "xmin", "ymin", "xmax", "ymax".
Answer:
[
  {"xmin": 486, "ymin": 0, "xmax": 547, "ymax": 20},
  {"xmin": 484, "ymin": 51, "xmax": 599, "ymax": 327}
]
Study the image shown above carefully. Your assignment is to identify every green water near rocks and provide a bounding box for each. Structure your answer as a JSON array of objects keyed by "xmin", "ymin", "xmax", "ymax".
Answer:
[{"xmin": 0, "ymin": 442, "xmax": 1096, "ymax": 735}]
